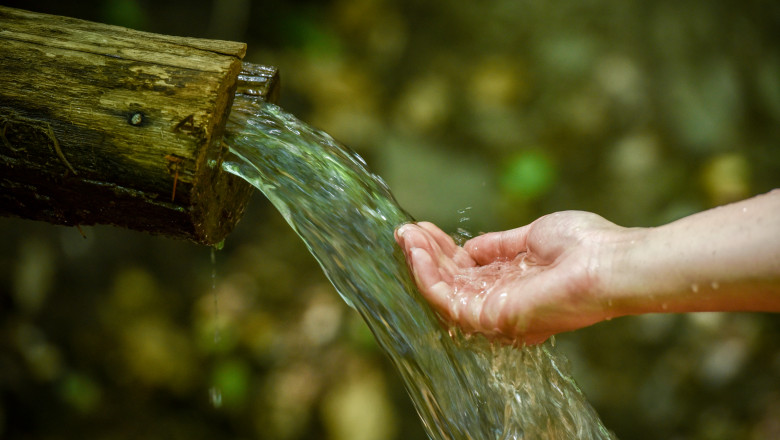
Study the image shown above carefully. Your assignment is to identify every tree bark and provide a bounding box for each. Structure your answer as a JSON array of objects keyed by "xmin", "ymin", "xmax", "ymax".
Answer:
[{"xmin": 0, "ymin": 6, "xmax": 279, "ymax": 245}]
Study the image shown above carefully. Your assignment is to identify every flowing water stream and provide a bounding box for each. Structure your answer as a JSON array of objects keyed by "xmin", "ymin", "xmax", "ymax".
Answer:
[{"xmin": 222, "ymin": 96, "xmax": 615, "ymax": 440}]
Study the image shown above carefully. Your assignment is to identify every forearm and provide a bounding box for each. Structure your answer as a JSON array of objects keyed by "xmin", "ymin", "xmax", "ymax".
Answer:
[{"xmin": 605, "ymin": 189, "xmax": 780, "ymax": 317}]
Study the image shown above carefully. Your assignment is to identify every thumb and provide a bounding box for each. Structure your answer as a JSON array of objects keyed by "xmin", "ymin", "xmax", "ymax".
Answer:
[{"xmin": 464, "ymin": 224, "xmax": 533, "ymax": 265}]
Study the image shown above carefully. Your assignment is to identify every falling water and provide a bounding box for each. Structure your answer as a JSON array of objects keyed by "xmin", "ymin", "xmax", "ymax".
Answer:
[
  {"xmin": 208, "ymin": 246, "xmax": 223, "ymax": 408},
  {"xmin": 222, "ymin": 96, "xmax": 615, "ymax": 440}
]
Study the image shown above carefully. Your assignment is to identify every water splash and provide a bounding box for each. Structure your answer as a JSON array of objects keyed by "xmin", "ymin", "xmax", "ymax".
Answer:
[
  {"xmin": 454, "ymin": 207, "xmax": 475, "ymax": 245},
  {"xmin": 223, "ymin": 97, "xmax": 614, "ymax": 440}
]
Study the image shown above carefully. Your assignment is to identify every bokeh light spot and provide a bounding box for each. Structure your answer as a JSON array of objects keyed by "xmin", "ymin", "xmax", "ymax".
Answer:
[{"xmin": 499, "ymin": 151, "xmax": 557, "ymax": 201}]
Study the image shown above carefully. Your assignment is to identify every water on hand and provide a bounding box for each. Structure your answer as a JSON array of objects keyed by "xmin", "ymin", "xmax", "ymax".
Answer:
[{"xmin": 222, "ymin": 96, "xmax": 615, "ymax": 440}]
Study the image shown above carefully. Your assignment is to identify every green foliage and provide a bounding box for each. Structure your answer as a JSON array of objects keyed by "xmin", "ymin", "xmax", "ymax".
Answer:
[{"xmin": 499, "ymin": 151, "xmax": 557, "ymax": 202}]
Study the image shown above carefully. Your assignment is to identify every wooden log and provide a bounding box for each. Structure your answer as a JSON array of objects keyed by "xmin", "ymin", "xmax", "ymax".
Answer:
[{"xmin": 0, "ymin": 6, "xmax": 280, "ymax": 245}]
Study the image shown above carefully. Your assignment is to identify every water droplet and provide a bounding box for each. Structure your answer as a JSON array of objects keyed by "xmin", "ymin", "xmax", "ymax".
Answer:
[
  {"xmin": 691, "ymin": 283, "xmax": 699, "ymax": 293},
  {"xmin": 661, "ymin": 303, "xmax": 668, "ymax": 310},
  {"xmin": 742, "ymin": 207, "xmax": 748, "ymax": 213},
  {"xmin": 209, "ymin": 386, "xmax": 222, "ymax": 408},
  {"xmin": 457, "ymin": 207, "xmax": 473, "ymax": 224},
  {"xmin": 210, "ymin": 248, "xmax": 221, "ymax": 343},
  {"xmin": 452, "ymin": 228, "xmax": 474, "ymax": 246},
  {"xmin": 711, "ymin": 281, "xmax": 719, "ymax": 290},
  {"xmin": 457, "ymin": 228, "xmax": 473, "ymax": 239},
  {"xmin": 607, "ymin": 299, "xmax": 613, "ymax": 307}
]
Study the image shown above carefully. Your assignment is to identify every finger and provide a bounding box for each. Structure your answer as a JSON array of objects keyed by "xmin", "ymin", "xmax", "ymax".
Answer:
[
  {"xmin": 417, "ymin": 222, "xmax": 476, "ymax": 268},
  {"xmin": 452, "ymin": 290, "xmax": 489, "ymax": 334},
  {"xmin": 396, "ymin": 224, "xmax": 431, "ymax": 255},
  {"xmin": 398, "ymin": 224, "xmax": 463, "ymax": 277},
  {"xmin": 409, "ymin": 247, "xmax": 456, "ymax": 314},
  {"xmin": 416, "ymin": 222, "xmax": 457, "ymax": 254},
  {"xmin": 464, "ymin": 224, "xmax": 533, "ymax": 265},
  {"xmin": 394, "ymin": 223, "xmax": 409, "ymax": 249},
  {"xmin": 477, "ymin": 289, "xmax": 510, "ymax": 334},
  {"xmin": 398, "ymin": 224, "xmax": 439, "ymax": 257}
]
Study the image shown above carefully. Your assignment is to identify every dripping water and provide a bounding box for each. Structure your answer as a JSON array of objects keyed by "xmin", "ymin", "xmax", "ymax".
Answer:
[{"xmin": 209, "ymin": 244, "xmax": 223, "ymax": 408}]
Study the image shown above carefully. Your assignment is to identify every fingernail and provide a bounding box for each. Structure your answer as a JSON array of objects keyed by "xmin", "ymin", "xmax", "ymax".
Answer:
[
  {"xmin": 395, "ymin": 226, "xmax": 407, "ymax": 247},
  {"xmin": 397, "ymin": 224, "xmax": 412, "ymax": 238}
]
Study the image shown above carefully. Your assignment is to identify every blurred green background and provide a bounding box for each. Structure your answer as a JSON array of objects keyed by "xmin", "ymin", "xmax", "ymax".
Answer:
[{"xmin": 1, "ymin": 0, "xmax": 779, "ymax": 439}]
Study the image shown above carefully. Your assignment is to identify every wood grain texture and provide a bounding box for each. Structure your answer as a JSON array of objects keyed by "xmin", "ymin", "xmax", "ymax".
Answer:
[{"xmin": 0, "ymin": 6, "xmax": 279, "ymax": 244}]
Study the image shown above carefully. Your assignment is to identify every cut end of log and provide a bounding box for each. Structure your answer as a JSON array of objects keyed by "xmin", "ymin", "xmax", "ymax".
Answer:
[{"xmin": 191, "ymin": 62, "xmax": 281, "ymax": 245}]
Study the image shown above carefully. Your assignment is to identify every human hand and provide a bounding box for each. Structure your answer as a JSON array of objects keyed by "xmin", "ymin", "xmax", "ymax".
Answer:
[{"xmin": 395, "ymin": 212, "xmax": 628, "ymax": 344}]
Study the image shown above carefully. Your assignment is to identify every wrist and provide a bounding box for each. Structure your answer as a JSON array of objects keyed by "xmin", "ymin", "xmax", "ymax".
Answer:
[
  {"xmin": 594, "ymin": 226, "xmax": 662, "ymax": 319},
  {"xmin": 597, "ymin": 219, "xmax": 766, "ymax": 317}
]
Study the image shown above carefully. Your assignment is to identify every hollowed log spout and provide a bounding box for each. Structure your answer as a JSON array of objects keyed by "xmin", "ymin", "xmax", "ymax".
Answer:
[{"xmin": 0, "ymin": 6, "xmax": 280, "ymax": 245}]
